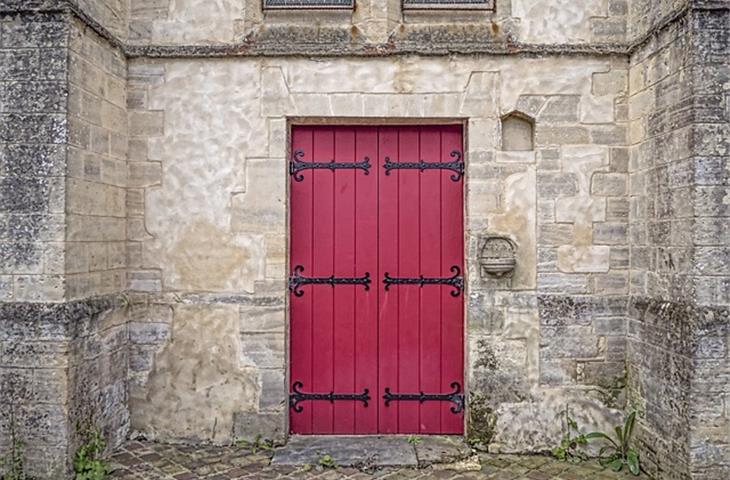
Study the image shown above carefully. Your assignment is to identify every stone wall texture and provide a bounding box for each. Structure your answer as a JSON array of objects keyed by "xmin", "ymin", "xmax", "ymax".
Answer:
[
  {"xmin": 627, "ymin": 4, "xmax": 730, "ymax": 480},
  {"xmin": 1, "ymin": 0, "xmax": 728, "ymax": 479},
  {"xmin": 0, "ymin": 6, "xmax": 130, "ymax": 478}
]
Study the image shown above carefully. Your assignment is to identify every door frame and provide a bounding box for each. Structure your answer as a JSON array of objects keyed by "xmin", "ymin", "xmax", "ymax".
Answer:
[{"xmin": 284, "ymin": 117, "xmax": 470, "ymax": 436}]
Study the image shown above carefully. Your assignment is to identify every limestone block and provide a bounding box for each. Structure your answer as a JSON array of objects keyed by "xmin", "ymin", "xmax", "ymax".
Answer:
[
  {"xmin": 579, "ymin": 94, "xmax": 615, "ymax": 124},
  {"xmin": 556, "ymin": 197, "xmax": 607, "ymax": 225},
  {"xmin": 267, "ymin": 118, "xmax": 287, "ymax": 159},
  {"xmin": 128, "ymin": 110, "xmax": 164, "ymax": 137},
  {"xmin": 591, "ymin": 172, "xmax": 628, "ymax": 196},
  {"xmin": 329, "ymin": 94, "xmax": 364, "ymax": 117},
  {"xmin": 460, "ymin": 71, "xmax": 500, "ymax": 118},
  {"xmin": 560, "ymin": 145, "xmax": 610, "ymax": 194},
  {"xmin": 423, "ymin": 93, "xmax": 461, "ymax": 117},
  {"xmin": 536, "ymin": 126, "xmax": 590, "ymax": 146},
  {"xmin": 537, "ymin": 272, "xmax": 589, "ymax": 294},
  {"xmin": 131, "ymin": 304, "xmax": 258, "ymax": 444},
  {"xmin": 240, "ymin": 332, "xmax": 285, "ymax": 369},
  {"xmin": 557, "ymin": 246, "xmax": 611, "ymax": 273},
  {"xmin": 511, "ymin": 0, "xmax": 608, "ymax": 44},
  {"xmin": 468, "ymin": 119, "xmax": 499, "ymax": 151},
  {"xmin": 128, "ymin": 161, "xmax": 162, "ymax": 188},
  {"xmin": 538, "ymin": 95, "xmax": 580, "ymax": 123},
  {"xmin": 240, "ymin": 305, "xmax": 285, "ymax": 333},
  {"xmin": 285, "ymin": 58, "xmax": 399, "ymax": 94},
  {"xmin": 262, "ymin": 67, "xmax": 295, "ymax": 117},
  {"xmin": 491, "ymin": 390, "xmax": 621, "ymax": 452},
  {"xmin": 13, "ymin": 275, "xmax": 64, "ymax": 302},
  {"xmin": 590, "ymin": 125, "xmax": 627, "ymax": 145},
  {"xmin": 231, "ymin": 158, "xmax": 286, "ymax": 234},
  {"xmin": 593, "ymin": 272, "xmax": 629, "ymax": 294},
  {"xmin": 515, "ymin": 95, "xmax": 546, "ymax": 118},
  {"xmin": 128, "ymin": 270, "xmax": 161, "ymax": 292},
  {"xmin": 233, "ymin": 411, "xmax": 285, "ymax": 442},
  {"xmin": 487, "ymin": 168, "xmax": 537, "ymax": 289},
  {"xmin": 593, "ymin": 70, "xmax": 628, "ymax": 96},
  {"xmin": 495, "ymin": 151, "xmax": 535, "ymax": 164},
  {"xmin": 259, "ymin": 368, "xmax": 286, "ymax": 411}
]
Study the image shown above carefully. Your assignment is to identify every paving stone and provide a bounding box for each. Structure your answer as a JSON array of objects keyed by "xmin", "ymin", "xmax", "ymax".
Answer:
[
  {"xmin": 272, "ymin": 435, "xmax": 419, "ymax": 467},
  {"xmin": 107, "ymin": 441, "xmax": 653, "ymax": 479}
]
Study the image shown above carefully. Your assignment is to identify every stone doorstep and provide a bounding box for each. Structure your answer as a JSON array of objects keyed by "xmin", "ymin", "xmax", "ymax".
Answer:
[{"xmin": 270, "ymin": 435, "xmax": 471, "ymax": 468}]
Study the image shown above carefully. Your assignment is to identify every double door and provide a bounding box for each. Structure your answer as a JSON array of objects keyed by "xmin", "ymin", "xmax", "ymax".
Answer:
[{"xmin": 289, "ymin": 125, "xmax": 464, "ymax": 434}]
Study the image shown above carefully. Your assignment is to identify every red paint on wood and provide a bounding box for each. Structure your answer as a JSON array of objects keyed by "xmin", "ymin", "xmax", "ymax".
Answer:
[{"xmin": 290, "ymin": 125, "xmax": 464, "ymax": 435}]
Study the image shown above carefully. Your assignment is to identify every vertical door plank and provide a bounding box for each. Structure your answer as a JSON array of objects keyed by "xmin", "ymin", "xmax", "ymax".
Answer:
[
  {"xmin": 333, "ymin": 128, "xmax": 356, "ymax": 433},
  {"xmin": 311, "ymin": 127, "xmax": 335, "ymax": 433},
  {"xmin": 440, "ymin": 125, "xmax": 465, "ymax": 434},
  {"xmin": 377, "ymin": 127, "xmax": 399, "ymax": 434},
  {"xmin": 397, "ymin": 127, "xmax": 421, "ymax": 434},
  {"xmin": 355, "ymin": 127, "xmax": 379, "ymax": 433},
  {"xmin": 418, "ymin": 126, "xmax": 443, "ymax": 433},
  {"xmin": 290, "ymin": 127, "xmax": 314, "ymax": 434}
]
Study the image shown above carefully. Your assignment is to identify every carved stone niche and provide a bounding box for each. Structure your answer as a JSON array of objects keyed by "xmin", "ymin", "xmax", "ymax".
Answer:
[{"xmin": 479, "ymin": 235, "xmax": 517, "ymax": 278}]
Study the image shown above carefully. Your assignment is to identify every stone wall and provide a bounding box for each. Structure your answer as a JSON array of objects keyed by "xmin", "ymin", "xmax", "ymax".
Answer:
[
  {"xmin": 627, "ymin": 4, "xmax": 730, "ymax": 479},
  {"xmin": 123, "ymin": 54, "xmax": 632, "ymax": 450},
  {"xmin": 1, "ymin": 1, "xmax": 729, "ymax": 478},
  {"xmin": 0, "ymin": 10, "xmax": 68, "ymax": 303},
  {"xmin": 0, "ymin": 7, "xmax": 130, "ymax": 479},
  {"xmin": 127, "ymin": 0, "xmax": 629, "ymax": 50},
  {"xmin": 66, "ymin": 17, "xmax": 128, "ymax": 299}
]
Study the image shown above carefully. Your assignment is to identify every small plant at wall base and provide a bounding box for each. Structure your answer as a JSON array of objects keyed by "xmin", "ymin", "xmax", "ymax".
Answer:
[
  {"xmin": 586, "ymin": 410, "xmax": 641, "ymax": 476},
  {"xmin": 73, "ymin": 421, "xmax": 109, "ymax": 480},
  {"xmin": 0, "ymin": 407, "xmax": 34, "ymax": 480},
  {"xmin": 234, "ymin": 434, "xmax": 275, "ymax": 455},
  {"xmin": 317, "ymin": 453, "xmax": 336, "ymax": 469},
  {"xmin": 466, "ymin": 392, "xmax": 497, "ymax": 450},
  {"xmin": 1, "ymin": 439, "xmax": 31, "ymax": 480},
  {"xmin": 551, "ymin": 405, "xmax": 588, "ymax": 463}
]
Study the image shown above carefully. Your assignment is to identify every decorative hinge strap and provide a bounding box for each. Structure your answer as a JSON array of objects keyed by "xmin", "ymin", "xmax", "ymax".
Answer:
[
  {"xmin": 382, "ymin": 265, "xmax": 464, "ymax": 297},
  {"xmin": 288, "ymin": 265, "xmax": 371, "ymax": 297},
  {"xmin": 289, "ymin": 381, "xmax": 371, "ymax": 412},
  {"xmin": 289, "ymin": 149, "xmax": 371, "ymax": 182},
  {"xmin": 383, "ymin": 150, "xmax": 464, "ymax": 182},
  {"xmin": 382, "ymin": 382, "xmax": 465, "ymax": 414}
]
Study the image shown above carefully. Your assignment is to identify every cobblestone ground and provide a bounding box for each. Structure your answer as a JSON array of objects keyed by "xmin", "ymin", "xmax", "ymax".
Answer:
[{"xmin": 109, "ymin": 441, "xmax": 651, "ymax": 479}]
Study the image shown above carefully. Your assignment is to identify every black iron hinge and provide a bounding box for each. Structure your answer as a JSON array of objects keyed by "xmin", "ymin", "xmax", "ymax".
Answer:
[
  {"xmin": 289, "ymin": 149, "xmax": 371, "ymax": 182},
  {"xmin": 382, "ymin": 382, "xmax": 465, "ymax": 414},
  {"xmin": 383, "ymin": 265, "xmax": 464, "ymax": 297},
  {"xmin": 288, "ymin": 265, "xmax": 371, "ymax": 297},
  {"xmin": 289, "ymin": 381, "xmax": 371, "ymax": 412},
  {"xmin": 383, "ymin": 150, "xmax": 464, "ymax": 181}
]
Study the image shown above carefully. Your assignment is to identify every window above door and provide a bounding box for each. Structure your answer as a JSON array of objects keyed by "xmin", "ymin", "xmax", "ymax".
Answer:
[
  {"xmin": 402, "ymin": 0, "xmax": 495, "ymax": 10},
  {"xmin": 263, "ymin": 0, "xmax": 354, "ymax": 9}
]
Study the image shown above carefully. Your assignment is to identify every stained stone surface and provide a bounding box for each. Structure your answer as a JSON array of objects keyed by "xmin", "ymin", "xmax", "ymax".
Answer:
[
  {"xmin": 272, "ymin": 436, "xmax": 420, "ymax": 467},
  {"xmin": 107, "ymin": 440, "xmax": 652, "ymax": 479},
  {"xmin": 2, "ymin": 1, "xmax": 729, "ymax": 480}
]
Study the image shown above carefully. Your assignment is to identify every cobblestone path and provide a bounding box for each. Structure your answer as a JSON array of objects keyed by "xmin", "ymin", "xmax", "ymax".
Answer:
[{"xmin": 109, "ymin": 441, "xmax": 651, "ymax": 479}]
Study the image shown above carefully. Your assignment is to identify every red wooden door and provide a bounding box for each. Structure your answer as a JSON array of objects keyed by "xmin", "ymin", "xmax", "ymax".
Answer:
[{"xmin": 289, "ymin": 125, "xmax": 464, "ymax": 435}]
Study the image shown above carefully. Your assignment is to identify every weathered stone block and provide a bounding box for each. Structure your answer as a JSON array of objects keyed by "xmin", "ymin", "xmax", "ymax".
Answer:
[
  {"xmin": 591, "ymin": 172, "xmax": 628, "ymax": 196},
  {"xmin": 557, "ymin": 246, "xmax": 610, "ymax": 273},
  {"xmin": 240, "ymin": 333, "xmax": 285, "ymax": 369}
]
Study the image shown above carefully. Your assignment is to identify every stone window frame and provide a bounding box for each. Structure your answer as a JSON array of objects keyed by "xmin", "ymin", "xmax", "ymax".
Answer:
[
  {"xmin": 262, "ymin": 0, "xmax": 354, "ymax": 9},
  {"xmin": 402, "ymin": 0, "xmax": 495, "ymax": 10}
]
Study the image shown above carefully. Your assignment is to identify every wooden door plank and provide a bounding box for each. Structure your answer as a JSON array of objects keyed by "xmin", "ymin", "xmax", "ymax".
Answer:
[
  {"xmin": 440, "ymin": 125, "xmax": 465, "ymax": 434},
  {"xmin": 355, "ymin": 127, "xmax": 379, "ymax": 433},
  {"xmin": 377, "ymin": 127, "xmax": 399, "ymax": 434},
  {"xmin": 397, "ymin": 127, "xmax": 421, "ymax": 434},
  {"xmin": 311, "ymin": 127, "xmax": 335, "ymax": 433},
  {"xmin": 418, "ymin": 126, "xmax": 443, "ymax": 433},
  {"xmin": 333, "ymin": 127, "xmax": 356, "ymax": 433}
]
